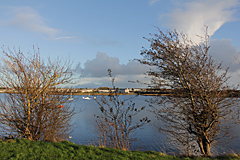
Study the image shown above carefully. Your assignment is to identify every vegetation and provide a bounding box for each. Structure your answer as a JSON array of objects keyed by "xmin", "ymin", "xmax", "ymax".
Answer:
[
  {"xmin": 138, "ymin": 27, "xmax": 239, "ymax": 156},
  {"xmin": 0, "ymin": 139, "xmax": 239, "ymax": 160},
  {"xmin": 94, "ymin": 69, "xmax": 150, "ymax": 150},
  {"xmin": 0, "ymin": 47, "xmax": 75, "ymax": 142}
]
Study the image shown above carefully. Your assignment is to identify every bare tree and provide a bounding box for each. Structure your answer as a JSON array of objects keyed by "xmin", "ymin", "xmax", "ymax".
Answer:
[
  {"xmin": 94, "ymin": 69, "xmax": 150, "ymax": 150},
  {"xmin": 0, "ymin": 47, "xmax": 75, "ymax": 142},
  {"xmin": 138, "ymin": 27, "xmax": 238, "ymax": 156}
]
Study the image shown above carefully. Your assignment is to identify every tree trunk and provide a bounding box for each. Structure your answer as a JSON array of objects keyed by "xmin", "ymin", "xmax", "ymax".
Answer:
[
  {"xmin": 186, "ymin": 134, "xmax": 191, "ymax": 157},
  {"xmin": 202, "ymin": 139, "xmax": 211, "ymax": 156},
  {"xmin": 198, "ymin": 137, "xmax": 211, "ymax": 156},
  {"xmin": 25, "ymin": 127, "xmax": 33, "ymax": 141}
]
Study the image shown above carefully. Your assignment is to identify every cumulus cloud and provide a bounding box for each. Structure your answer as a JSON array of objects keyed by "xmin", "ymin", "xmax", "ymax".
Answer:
[
  {"xmin": 71, "ymin": 41, "xmax": 240, "ymax": 88},
  {"xmin": 0, "ymin": 6, "xmax": 73, "ymax": 40},
  {"xmin": 72, "ymin": 52, "xmax": 152, "ymax": 88},
  {"xmin": 73, "ymin": 41, "xmax": 240, "ymax": 88},
  {"xmin": 209, "ymin": 39, "xmax": 240, "ymax": 72},
  {"xmin": 165, "ymin": 0, "xmax": 239, "ymax": 43},
  {"xmin": 161, "ymin": 0, "xmax": 240, "ymax": 86},
  {"xmin": 81, "ymin": 52, "xmax": 150, "ymax": 78},
  {"xmin": 201, "ymin": 39, "xmax": 240, "ymax": 86}
]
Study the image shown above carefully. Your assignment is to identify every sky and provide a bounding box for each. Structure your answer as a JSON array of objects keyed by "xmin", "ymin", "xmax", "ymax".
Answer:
[{"xmin": 0, "ymin": 0, "xmax": 239, "ymax": 88}]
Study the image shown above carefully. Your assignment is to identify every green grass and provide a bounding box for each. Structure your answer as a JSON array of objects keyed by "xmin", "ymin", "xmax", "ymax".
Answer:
[{"xmin": 0, "ymin": 139, "xmax": 239, "ymax": 160}]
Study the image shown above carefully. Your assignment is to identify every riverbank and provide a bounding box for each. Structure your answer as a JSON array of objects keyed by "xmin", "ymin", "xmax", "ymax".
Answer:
[{"xmin": 0, "ymin": 139, "xmax": 239, "ymax": 159}]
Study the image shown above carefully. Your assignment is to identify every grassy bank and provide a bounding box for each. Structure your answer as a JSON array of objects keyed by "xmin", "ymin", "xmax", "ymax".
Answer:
[{"xmin": 0, "ymin": 139, "xmax": 239, "ymax": 160}]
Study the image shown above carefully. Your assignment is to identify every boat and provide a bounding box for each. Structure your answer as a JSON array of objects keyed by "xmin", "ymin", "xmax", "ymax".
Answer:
[
  {"xmin": 82, "ymin": 96, "xmax": 91, "ymax": 100},
  {"xmin": 82, "ymin": 93, "xmax": 91, "ymax": 100}
]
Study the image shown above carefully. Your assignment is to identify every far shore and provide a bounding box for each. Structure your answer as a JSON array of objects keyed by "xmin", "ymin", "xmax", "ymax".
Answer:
[{"xmin": 1, "ymin": 88, "xmax": 240, "ymax": 97}]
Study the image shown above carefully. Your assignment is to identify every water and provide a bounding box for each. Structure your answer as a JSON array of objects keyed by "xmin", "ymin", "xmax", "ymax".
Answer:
[
  {"xmin": 70, "ymin": 95, "xmax": 165, "ymax": 151},
  {"xmin": 0, "ymin": 93, "xmax": 239, "ymax": 154},
  {"xmin": 69, "ymin": 95, "xmax": 240, "ymax": 155}
]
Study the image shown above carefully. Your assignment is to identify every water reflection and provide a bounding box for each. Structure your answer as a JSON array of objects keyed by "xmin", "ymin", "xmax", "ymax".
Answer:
[{"xmin": 70, "ymin": 95, "xmax": 240, "ymax": 154}]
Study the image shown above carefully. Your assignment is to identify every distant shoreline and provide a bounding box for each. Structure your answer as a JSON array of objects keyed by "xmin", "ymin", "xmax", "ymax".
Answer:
[{"xmin": 1, "ymin": 88, "xmax": 240, "ymax": 97}]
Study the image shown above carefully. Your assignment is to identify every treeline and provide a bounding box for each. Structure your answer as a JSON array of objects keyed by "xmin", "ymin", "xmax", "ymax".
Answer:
[{"xmin": 138, "ymin": 88, "xmax": 240, "ymax": 97}]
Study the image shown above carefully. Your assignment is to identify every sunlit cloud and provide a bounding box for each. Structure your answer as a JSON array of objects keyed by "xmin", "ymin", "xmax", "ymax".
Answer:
[
  {"xmin": 0, "ymin": 6, "xmax": 74, "ymax": 40},
  {"xmin": 165, "ymin": 0, "xmax": 239, "ymax": 43},
  {"xmin": 80, "ymin": 52, "xmax": 151, "ymax": 78},
  {"xmin": 71, "ymin": 52, "xmax": 153, "ymax": 88}
]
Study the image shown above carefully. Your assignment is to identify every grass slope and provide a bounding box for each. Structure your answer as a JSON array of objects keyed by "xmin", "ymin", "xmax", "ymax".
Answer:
[{"xmin": 0, "ymin": 139, "xmax": 239, "ymax": 160}]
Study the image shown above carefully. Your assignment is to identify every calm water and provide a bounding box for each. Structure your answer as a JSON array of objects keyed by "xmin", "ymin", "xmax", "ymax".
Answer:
[
  {"xmin": 0, "ymin": 93, "xmax": 239, "ymax": 154},
  {"xmin": 69, "ymin": 95, "xmax": 240, "ymax": 155}
]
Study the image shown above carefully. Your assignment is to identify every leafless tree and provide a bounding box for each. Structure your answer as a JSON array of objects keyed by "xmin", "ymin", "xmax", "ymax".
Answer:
[
  {"xmin": 0, "ymin": 47, "xmax": 75, "ymax": 142},
  {"xmin": 94, "ymin": 69, "xmax": 150, "ymax": 150},
  {"xmin": 138, "ymin": 27, "xmax": 239, "ymax": 156}
]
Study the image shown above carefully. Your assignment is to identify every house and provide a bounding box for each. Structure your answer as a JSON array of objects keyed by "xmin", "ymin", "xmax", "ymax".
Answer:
[
  {"xmin": 98, "ymin": 89, "xmax": 110, "ymax": 93},
  {"xmin": 118, "ymin": 88, "xmax": 130, "ymax": 93},
  {"xmin": 81, "ymin": 88, "xmax": 93, "ymax": 93}
]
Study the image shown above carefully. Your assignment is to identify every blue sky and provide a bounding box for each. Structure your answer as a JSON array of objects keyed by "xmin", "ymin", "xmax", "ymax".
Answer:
[{"xmin": 0, "ymin": 0, "xmax": 239, "ymax": 88}]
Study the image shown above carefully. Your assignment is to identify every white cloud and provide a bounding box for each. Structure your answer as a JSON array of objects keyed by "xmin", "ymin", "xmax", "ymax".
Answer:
[
  {"xmin": 165, "ymin": 0, "xmax": 239, "ymax": 43},
  {"xmin": 72, "ymin": 41, "xmax": 240, "ymax": 88},
  {"xmin": 72, "ymin": 52, "xmax": 152, "ymax": 88},
  {"xmin": 81, "ymin": 52, "xmax": 150, "ymax": 78},
  {"xmin": 209, "ymin": 39, "xmax": 240, "ymax": 72},
  {"xmin": 0, "ymin": 6, "xmax": 74, "ymax": 40},
  {"xmin": 203, "ymin": 39, "xmax": 240, "ymax": 86}
]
